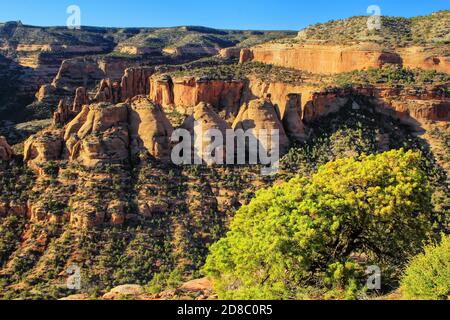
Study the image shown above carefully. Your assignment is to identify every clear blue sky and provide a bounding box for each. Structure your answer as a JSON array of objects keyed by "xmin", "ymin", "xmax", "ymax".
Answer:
[{"xmin": 0, "ymin": 0, "xmax": 448, "ymax": 30}]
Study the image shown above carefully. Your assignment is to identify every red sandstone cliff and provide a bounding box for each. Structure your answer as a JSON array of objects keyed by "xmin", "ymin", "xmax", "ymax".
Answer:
[{"xmin": 240, "ymin": 43, "xmax": 449, "ymax": 74}]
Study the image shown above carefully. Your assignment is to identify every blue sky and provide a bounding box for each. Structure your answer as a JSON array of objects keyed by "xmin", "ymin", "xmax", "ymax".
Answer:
[{"xmin": 0, "ymin": 0, "xmax": 448, "ymax": 30}]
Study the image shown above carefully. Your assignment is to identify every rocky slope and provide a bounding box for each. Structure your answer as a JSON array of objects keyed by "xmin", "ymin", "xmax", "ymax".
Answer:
[
  {"xmin": 240, "ymin": 11, "xmax": 450, "ymax": 74},
  {"xmin": 145, "ymin": 63, "xmax": 450, "ymax": 127},
  {"xmin": 0, "ymin": 11, "xmax": 448, "ymax": 300},
  {"xmin": 0, "ymin": 22, "xmax": 294, "ymax": 121}
]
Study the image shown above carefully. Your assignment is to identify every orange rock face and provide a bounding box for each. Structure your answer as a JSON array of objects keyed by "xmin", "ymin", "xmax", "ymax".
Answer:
[
  {"xmin": 72, "ymin": 87, "xmax": 89, "ymax": 113},
  {"xmin": 233, "ymin": 98, "xmax": 290, "ymax": 156},
  {"xmin": 82, "ymin": 67, "xmax": 155, "ymax": 106},
  {"xmin": 242, "ymin": 42, "xmax": 450, "ymax": 74},
  {"xmin": 149, "ymin": 75, "xmax": 174, "ymax": 107},
  {"xmin": 53, "ymin": 100, "xmax": 70, "ymax": 126},
  {"xmin": 94, "ymin": 79, "xmax": 121, "ymax": 104},
  {"xmin": 239, "ymin": 48, "xmax": 254, "ymax": 64},
  {"xmin": 24, "ymin": 130, "xmax": 64, "ymax": 167},
  {"xmin": 282, "ymin": 94, "xmax": 306, "ymax": 141},
  {"xmin": 120, "ymin": 67, "xmax": 155, "ymax": 102},
  {"xmin": 302, "ymin": 91, "xmax": 350, "ymax": 122},
  {"xmin": 64, "ymin": 102, "xmax": 130, "ymax": 167},
  {"xmin": 150, "ymin": 76, "xmax": 244, "ymax": 116},
  {"xmin": 300, "ymin": 86, "xmax": 450, "ymax": 126},
  {"xmin": 398, "ymin": 47, "xmax": 450, "ymax": 74},
  {"xmin": 219, "ymin": 47, "xmax": 241, "ymax": 59},
  {"xmin": 36, "ymin": 84, "xmax": 56, "ymax": 103},
  {"xmin": 0, "ymin": 136, "xmax": 13, "ymax": 161},
  {"xmin": 242, "ymin": 43, "xmax": 403, "ymax": 74},
  {"xmin": 129, "ymin": 96, "xmax": 174, "ymax": 162},
  {"xmin": 182, "ymin": 102, "xmax": 232, "ymax": 165}
]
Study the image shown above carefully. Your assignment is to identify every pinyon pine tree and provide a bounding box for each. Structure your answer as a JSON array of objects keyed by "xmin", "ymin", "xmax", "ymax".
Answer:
[{"xmin": 203, "ymin": 149, "xmax": 435, "ymax": 299}]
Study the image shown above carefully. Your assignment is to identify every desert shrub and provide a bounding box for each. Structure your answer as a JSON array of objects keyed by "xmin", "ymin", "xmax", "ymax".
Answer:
[
  {"xmin": 401, "ymin": 235, "xmax": 450, "ymax": 300},
  {"xmin": 333, "ymin": 65, "xmax": 450, "ymax": 88},
  {"xmin": 203, "ymin": 150, "xmax": 435, "ymax": 299}
]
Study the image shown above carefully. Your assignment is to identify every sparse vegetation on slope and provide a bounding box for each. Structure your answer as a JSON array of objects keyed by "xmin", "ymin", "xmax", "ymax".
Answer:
[
  {"xmin": 330, "ymin": 65, "xmax": 450, "ymax": 89},
  {"xmin": 294, "ymin": 10, "xmax": 450, "ymax": 47},
  {"xmin": 167, "ymin": 61, "xmax": 308, "ymax": 84},
  {"xmin": 0, "ymin": 101, "xmax": 448, "ymax": 300},
  {"xmin": 119, "ymin": 28, "xmax": 296, "ymax": 51},
  {"xmin": 401, "ymin": 235, "xmax": 450, "ymax": 300}
]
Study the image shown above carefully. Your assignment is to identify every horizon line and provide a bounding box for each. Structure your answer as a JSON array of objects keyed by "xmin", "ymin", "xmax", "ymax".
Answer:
[{"xmin": 1, "ymin": 9, "xmax": 447, "ymax": 32}]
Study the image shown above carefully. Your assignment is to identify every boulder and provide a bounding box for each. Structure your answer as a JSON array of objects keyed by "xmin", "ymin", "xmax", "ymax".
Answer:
[
  {"xmin": 103, "ymin": 285, "xmax": 145, "ymax": 300},
  {"xmin": 179, "ymin": 278, "xmax": 213, "ymax": 292},
  {"xmin": 59, "ymin": 294, "xmax": 89, "ymax": 301}
]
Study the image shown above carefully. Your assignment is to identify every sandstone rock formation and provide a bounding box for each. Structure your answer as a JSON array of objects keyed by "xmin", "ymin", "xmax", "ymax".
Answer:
[
  {"xmin": 0, "ymin": 136, "xmax": 13, "ymax": 161},
  {"xmin": 298, "ymin": 85, "xmax": 450, "ymax": 127},
  {"xmin": 239, "ymin": 48, "xmax": 253, "ymax": 64},
  {"xmin": 103, "ymin": 285, "xmax": 145, "ymax": 300},
  {"xmin": 302, "ymin": 91, "xmax": 350, "ymax": 122},
  {"xmin": 398, "ymin": 47, "xmax": 450, "ymax": 74},
  {"xmin": 149, "ymin": 75, "xmax": 244, "ymax": 116},
  {"xmin": 64, "ymin": 102, "xmax": 130, "ymax": 167},
  {"xmin": 233, "ymin": 98, "xmax": 290, "ymax": 156},
  {"xmin": 129, "ymin": 96, "xmax": 174, "ymax": 162},
  {"xmin": 182, "ymin": 102, "xmax": 232, "ymax": 165},
  {"xmin": 94, "ymin": 79, "xmax": 121, "ymax": 104},
  {"xmin": 51, "ymin": 96, "xmax": 177, "ymax": 168},
  {"xmin": 241, "ymin": 43, "xmax": 404, "ymax": 74},
  {"xmin": 120, "ymin": 67, "xmax": 154, "ymax": 102},
  {"xmin": 282, "ymin": 94, "xmax": 306, "ymax": 141},
  {"xmin": 24, "ymin": 130, "xmax": 63, "ymax": 165},
  {"xmin": 53, "ymin": 100, "xmax": 70, "ymax": 126},
  {"xmin": 52, "ymin": 58, "xmax": 106, "ymax": 91},
  {"xmin": 149, "ymin": 74, "xmax": 174, "ymax": 107},
  {"xmin": 72, "ymin": 87, "xmax": 89, "ymax": 113},
  {"xmin": 219, "ymin": 47, "xmax": 241, "ymax": 59},
  {"xmin": 35, "ymin": 84, "xmax": 57, "ymax": 104},
  {"xmin": 89, "ymin": 67, "xmax": 155, "ymax": 105}
]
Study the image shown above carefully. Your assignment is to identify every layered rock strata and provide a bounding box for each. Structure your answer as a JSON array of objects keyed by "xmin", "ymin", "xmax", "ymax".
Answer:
[{"xmin": 239, "ymin": 43, "xmax": 449, "ymax": 74}]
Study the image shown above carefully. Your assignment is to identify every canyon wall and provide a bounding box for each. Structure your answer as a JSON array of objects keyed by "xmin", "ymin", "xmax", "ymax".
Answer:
[
  {"xmin": 147, "ymin": 72, "xmax": 448, "ymax": 129},
  {"xmin": 398, "ymin": 47, "xmax": 450, "ymax": 73},
  {"xmin": 240, "ymin": 43, "xmax": 450, "ymax": 74}
]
